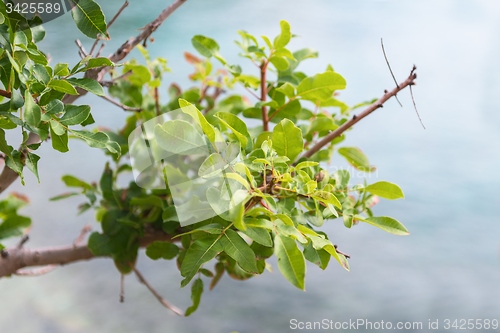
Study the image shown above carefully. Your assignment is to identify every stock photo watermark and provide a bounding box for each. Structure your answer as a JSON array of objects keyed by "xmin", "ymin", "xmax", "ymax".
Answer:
[
  {"xmin": 2, "ymin": 0, "xmax": 78, "ymax": 28},
  {"xmin": 289, "ymin": 318, "xmax": 499, "ymax": 331}
]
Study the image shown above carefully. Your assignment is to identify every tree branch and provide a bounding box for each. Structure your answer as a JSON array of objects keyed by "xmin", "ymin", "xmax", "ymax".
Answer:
[
  {"xmin": 299, "ymin": 68, "xmax": 417, "ymax": 160},
  {"xmin": 0, "ymin": 230, "xmax": 177, "ymax": 278}
]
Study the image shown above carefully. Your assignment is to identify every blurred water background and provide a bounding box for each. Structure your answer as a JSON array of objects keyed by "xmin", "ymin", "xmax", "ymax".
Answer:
[{"xmin": 1, "ymin": 0, "xmax": 500, "ymax": 332}]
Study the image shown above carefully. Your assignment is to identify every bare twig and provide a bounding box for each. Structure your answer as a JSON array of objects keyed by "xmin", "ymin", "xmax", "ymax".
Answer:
[
  {"xmin": 95, "ymin": 43, "xmax": 106, "ymax": 58},
  {"xmin": 99, "ymin": 95, "xmax": 142, "ymax": 112},
  {"xmin": 100, "ymin": 70, "xmax": 133, "ymax": 87},
  {"xmin": 75, "ymin": 39, "xmax": 88, "ymax": 58},
  {"xmin": 381, "ymin": 38, "xmax": 402, "ymax": 107},
  {"xmin": 409, "ymin": 65, "xmax": 425, "ymax": 129},
  {"xmin": 299, "ymin": 68, "xmax": 417, "ymax": 161},
  {"xmin": 133, "ymin": 268, "xmax": 184, "ymax": 316},
  {"xmin": 16, "ymin": 235, "xmax": 29, "ymax": 249},
  {"xmin": 90, "ymin": 1, "xmax": 130, "ymax": 56},
  {"xmin": 73, "ymin": 225, "xmax": 92, "ymax": 246}
]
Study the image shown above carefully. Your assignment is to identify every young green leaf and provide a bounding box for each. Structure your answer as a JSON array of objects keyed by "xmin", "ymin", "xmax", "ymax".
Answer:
[
  {"xmin": 274, "ymin": 234, "xmax": 306, "ymax": 290},
  {"xmin": 297, "ymin": 71, "xmax": 346, "ymax": 101},
  {"xmin": 272, "ymin": 118, "xmax": 303, "ymax": 161},
  {"xmin": 274, "ymin": 20, "xmax": 291, "ymax": 48},
  {"xmin": 365, "ymin": 181, "xmax": 404, "ymax": 200}
]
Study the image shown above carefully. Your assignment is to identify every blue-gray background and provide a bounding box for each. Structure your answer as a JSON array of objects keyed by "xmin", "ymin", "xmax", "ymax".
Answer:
[{"xmin": 1, "ymin": 0, "xmax": 500, "ymax": 332}]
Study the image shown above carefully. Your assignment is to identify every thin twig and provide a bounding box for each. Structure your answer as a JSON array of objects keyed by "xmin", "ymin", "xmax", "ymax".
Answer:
[
  {"xmin": 95, "ymin": 43, "xmax": 106, "ymax": 58},
  {"xmin": 243, "ymin": 86, "xmax": 260, "ymax": 100},
  {"xmin": 90, "ymin": 1, "xmax": 130, "ymax": 56},
  {"xmin": 16, "ymin": 235, "xmax": 29, "ymax": 249},
  {"xmin": 409, "ymin": 65, "xmax": 425, "ymax": 129},
  {"xmin": 133, "ymin": 268, "xmax": 184, "ymax": 316},
  {"xmin": 381, "ymin": 38, "xmax": 402, "ymax": 107},
  {"xmin": 0, "ymin": 89, "xmax": 11, "ymax": 98},
  {"xmin": 73, "ymin": 225, "xmax": 92, "ymax": 246},
  {"xmin": 299, "ymin": 69, "xmax": 417, "ymax": 161},
  {"xmin": 99, "ymin": 95, "xmax": 142, "ymax": 112},
  {"xmin": 100, "ymin": 70, "xmax": 133, "ymax": 87},
  {"xmin": 75, "ymin": 39, "xmax": 88, "ymax": 58}
]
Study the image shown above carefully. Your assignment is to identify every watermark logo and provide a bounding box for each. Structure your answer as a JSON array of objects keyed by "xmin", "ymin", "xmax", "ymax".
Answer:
[
  {"xmin": 2, "ymin": 0, "xmax": 79, "ymax": 29},
  {"xmin": 128, "ymin": 108, "xmax": 247, "ymax": 227}
]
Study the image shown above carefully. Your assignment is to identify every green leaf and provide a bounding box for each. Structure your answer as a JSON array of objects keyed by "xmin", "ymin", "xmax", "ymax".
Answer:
[
  {"xmin": 49, "ymin": 119, "xmax": 66, "ymax": 136},
  {"xmin": 220, "ymin": 229, "xmax": 258, "ymax": 273},
  {"xmin": 274, "ymin": 234, "xmax": 306, "ymax": 290},
  {"xmin": 181, "ymin": 237, "xmax": 223, "ymax": 287},
  {"xmin": 50, "ymin": 127, "xmax": 69, "ymax": 153},
  {"xmin": 48, "ymin": 80, "xmax": 79, "ymax": 95},
  {"xmin": 45, "ymin": 100, "xmax": 64, "ymax": 115},
  {"xmin": 146, "ymin": 241, "xmax": 179, "ymax": 260},
  {"xmin": 269, "ymin": 56, "xmax": 289, "ymax": 71},
  {"xmin": 338, "ymin": 147, "xmax": 375, "ymax": 172},
  {"xmin": 54, "ymin": 63, "xmax": 70, "ymax": 76},
  {"xmin": 365, "ymin": 181, "xmax": 404, "ymax": 200},
  {"xmin": 311, "ymin": 190, "xmax": 341, "ymax": 209},
  {"xmin": 61, "ymin": 175, "xmax": 93, "ymax": 190},
  {"xmin": 87, "ymin": 232, "xmax": 113, "ymax": 256},
  {"xmin": 297, "ymin": 71, "xmax": 346, "ymax": 101},
  {"xmin": 243, "ymin": 227, "xmax": 272, "ymax": 247},
  {"xmin": 295, "ymin": 161, "xmax": 318, "ymax": 170},
  {"xmin": 359, "ymin": 216, "xmax": 410, "ymax": 236},
  {"xmin": 272, "ymin": 118, "xmax": 303, "ymax": 161},
  {"xmin": 60, "ymin": 105, "xmax": 91, "ymax": 126},
  {"xmin": 66, "ymin": 78, "xmax": 104, "ymax": 96},
  {"xmin": 25, "ymin": 152, "xmax": 40, "ymax": 182},
  {"xmin": 71, "ymin": 130, "xmax": 116, "ymax": 154},
  {"xmin": 70, "ymin": 0, "xmax": 109, "ymax": 39},
  {"xmin": 198, "ymin": 153, "xmax": 225, "ymax": 178},
  {"xmin": 215, "ymin": 112, "xmax": 251, "ymax": 148},
  {"xmin": 191, "ymin": 35, "xmax": 226, "ymax": 64},
  {"xmin": 303, "ymin": 242, "xmax": 330, "ymax": 270},
  {"xmin": 178, "ymin": 99, "xmax": 216, "ymax": 142},
  {"xmin": 154, "ymin": 119, "xmax": 206, "ymax": 155},
  {"xmin": 0, "ymin": 215, "xmax": 31, "ymax": 240},
  {"xmin": 185, "ymin": 278, "xmax": 203, "ymax": 316},
  {"xmin": 276, "ymin": 82, "xmax": 295, "ymax": 98},
  {"xmin": 79, "ymin": 57, "xmax": 114, "ymax": 72},
  {"xmin": 24, "ymin": 90, "xmax": 41, "ymax": 127},
  {"xmin": 0, "ymin": 129, "xmax": 13, "ymax": 158},
  {"xmin": 274, "ymin": 20, "xmax": 291, "ymax": 48}
]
